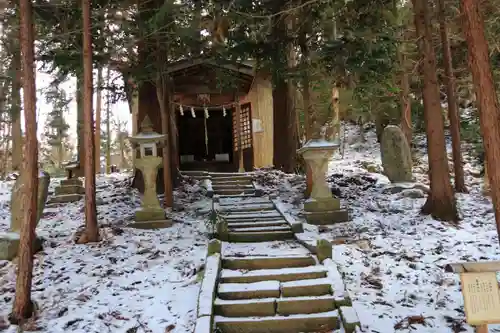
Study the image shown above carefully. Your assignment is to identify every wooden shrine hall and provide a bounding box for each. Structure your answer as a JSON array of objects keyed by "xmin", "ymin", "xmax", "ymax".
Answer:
[{"xmin": 133, "ymin": 58, "xmax": 274, "ymax": 178}]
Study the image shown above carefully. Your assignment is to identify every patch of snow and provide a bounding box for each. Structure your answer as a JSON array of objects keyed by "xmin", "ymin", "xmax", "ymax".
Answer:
[{"xmin": 218, "ymin": 281, "xmax": 280, "ymax": 293}]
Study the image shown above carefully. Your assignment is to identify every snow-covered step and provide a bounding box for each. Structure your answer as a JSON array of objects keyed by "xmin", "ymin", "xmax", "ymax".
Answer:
[
  {"xmin": 214, "ymin": 310, "xmax": 340, "ymax": 333},
  {"xmin": 219, "ymin": 198, "xmax": 272, "ymax": 206},
  {"xmin": 228, "ymin": 226, "xmax": 291, "ymax": 233},
  {"xmin": 225, "ymin": 211, "xmax": 283, "ymax": 219},
  {"xmin": 276, "ymin": 295, "xmax": 336, "ymax": 315},
  {"xmin": 228, "ymin": 231, "xmax": 294, "ymax": 242},
  {"xmin": 280, "ymin": 277, "xmax": 332, "ymax": 297},
  {"xmin": 220, "ymin": 266, "xmax": 328, "ymax": 283},
  {"xmin": 225, "ymin": 217, "xmax": 286, "ymax": 224},
  {"xmin": 218, "ymin": 194, "xmax": 256, "ymax": 199},
  {"xmin": 218, "ymin": 281, "xmax": 280, "ymax": 300},
  {"xmin": 223, "ymin": 255, "xmax": 316, "ymax": 270},
  {"xmin": 220, "ymin": 203, "xmax": 275, "ymax": 212},
  {"xmin": 214, "ymin": 298, "xmax": 276, "ymax": 317},
  {"xmin": 227, "ymin": 220, "xmax": 289, "ymax": 229},
  {"xmin": 213, "ymin": 184, "xmax": 254, "ymax": 189},
  {"xmin": 215, "ymin": 189, "xmax": 256, "ymax": 195}
]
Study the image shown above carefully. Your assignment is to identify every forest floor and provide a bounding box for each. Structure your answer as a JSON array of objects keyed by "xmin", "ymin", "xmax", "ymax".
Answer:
[{"xmin": 0, "ymin": 124, "xmax": 499, "ymax": 333}]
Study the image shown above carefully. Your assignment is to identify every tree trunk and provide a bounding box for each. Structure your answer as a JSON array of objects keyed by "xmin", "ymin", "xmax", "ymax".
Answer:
[
  {"xmin": 155, "ymin": 80, "xmax": 173, "ymax": 207},
  {"xmin": 77, "ymin": 75, "xmax": 84, "ymax": 170},
  {"xmin": 438, "ymin": 0, "xmax": 467, "ymax": 193},
  {"xmin": 412, "ymin": 0, "xmax": 458, "ymax": 222},
  {"xmin": 11, "ymin": 48, "xmax": 23, "ymax": 171},
  {"xmin": 461, "ymin": 0, "xmax": 500, "ymax": 243},
  {"xmin": 105, "ymin": 68, "xmax": 111, "ymax": 174},
  {"xmin": 168, "ymin": 84, "xmax": 180, "ymax": 187},
  {"xmin": 9, "ymin": 0, "xmax": 38, "ymax": 323},
  {"xmin": 79, "ymin": 0, "xmax": 99, "ymax": 243},
  {"xmin": 95, "ymin": 67, "xmax": 102, "ymax": 174},
  {"xmin": 271, "ymin": 5, "xmax": 297, "ymax": 173}
]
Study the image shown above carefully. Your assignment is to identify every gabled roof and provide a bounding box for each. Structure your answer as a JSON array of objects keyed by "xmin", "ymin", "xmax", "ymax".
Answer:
[{"xmin": 166, "ymin": 57, "xmax": 254, "ymax": 76}]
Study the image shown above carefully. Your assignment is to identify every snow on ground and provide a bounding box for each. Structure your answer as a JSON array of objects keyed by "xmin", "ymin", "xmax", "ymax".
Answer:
[
  {"xmin": 0, "ymin": 174, "xmax": 212, "ymax": 333},
  {"xmin": 255, "ymin": 124, "xmax": 500, "ymax": 333}
]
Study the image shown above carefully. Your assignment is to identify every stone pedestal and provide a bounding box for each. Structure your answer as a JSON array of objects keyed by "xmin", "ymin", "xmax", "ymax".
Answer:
[
  {"xmin": 131, "ymin": 156, "xmax": 172, "ymax": 229},
  {"xmin": 297, "ymin": 139, "xmax": 349, "ymax": 225}
]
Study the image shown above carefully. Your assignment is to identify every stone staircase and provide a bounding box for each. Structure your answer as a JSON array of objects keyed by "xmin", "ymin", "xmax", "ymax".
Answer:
[
  {"xmin": 190, "ymin": 171, "xmax": 360, "ymax": 332},
  {"xmin": 213, "ymin": 254, "xmax": 343, "ymax": 333},
  {"xmin": 215, "ymin": 196, "xmax": 294, "ymax": 242}
]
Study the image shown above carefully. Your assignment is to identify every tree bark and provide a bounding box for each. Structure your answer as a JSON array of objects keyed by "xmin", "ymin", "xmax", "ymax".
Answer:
[
  {"xmin": 80, "ymin": 0, "xmax": 99, "ymax": 243},
  {"xmin": 95, "ymin": 67, "xmax": 102, "ymax": 174},
  {"xmin": 461, "ymin": 0, "xmax": 500, "ymax": 243},
  {"xmin": 11, "ymin": 46, "xmax": 23, "ymax": 171},
  {"xmin": 412, "ymin": 0, "xmax": 458, "ymax": 222},
  {"xmin": 438, "ymin": 0, "xmax": 467, "ymax": 193},
  {"xmin": 77, "ymin": 75, "xmax": 84, "ymax": 170},
  {"xmin": 156, "ymin": 80, "xmax": 173, "ymax": 207},
  {"xmin": 105, "ymin": 68, "xmax": 111, "ymax": 174},
  {"xmin": 271, "ymin": 4, "xmax": 297, "ymax": 173},
  {"xmin": 9, "ymin": 0, "xmax": 38, "ymax": 323}
]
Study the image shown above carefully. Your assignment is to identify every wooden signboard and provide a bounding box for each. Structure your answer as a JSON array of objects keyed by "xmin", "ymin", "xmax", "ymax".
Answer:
[{"xmin": 445, "ymin": 261, "xmax": 500, "ymax": 333}]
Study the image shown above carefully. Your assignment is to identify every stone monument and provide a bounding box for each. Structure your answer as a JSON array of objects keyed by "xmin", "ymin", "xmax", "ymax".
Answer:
[
  {"xmin": 0, "ymin": 170, "xmax": 50, "ymax": 260},
  {"xmin": 297, "ymin": 139, "xmax": 349, "ymax": 225},
  {"xmin": 47, "ymin": 160, "xmax": 85, "ymax": 204},
  {"xmin": 128, "ymin": 115, "xmax": 172, "ymax": 229}
]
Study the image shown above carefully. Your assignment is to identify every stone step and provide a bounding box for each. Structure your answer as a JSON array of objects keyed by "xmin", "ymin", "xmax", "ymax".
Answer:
[
  {"xmin": 220, "ymin": 266, "xmax": 328, "ymax": 284},
  {"xmin": 214, "ymin": 298, "xmax": 276, "ymax": 317},
  {"xmin": 218, "ymin": 194, "xmax": 256, "ymax": 199},
  {"xmin": 214, "ymin": 310, "xmax": 340, "ymax": 333},
  {"xmin": 220, "ymin": 204, "xmax": 275, "ymax": 212},
  {"xmin": 276, "ymin": 295, "xmax": 336, "ymax": 315},
  {"xmin": 215, "ymin": 189, "xmax": 256, "ymax": 195},
  {"xmin": 47, "ymin": 193, "xmax": 83, "ymax": 204},
  {"xmin": 224, "ymin": 212, "xmax": 282, "ymax": 219},
  {"xmin": 213, "ymin": 184, "xmax": 254, "ymax": 189},
  {"xmin": 218, "ymin": 281, "xmax": 280, "ymax": 300},
  {"xmin": 54, "ymin": 185, "xmax": 84, "ymax": 196},
  {"xmin": 280, "ymin": 277, "xmax": 332, "ymax": 297},
  {"xmin": 219, "ymin": 198, "xmax": 272, "ymax": 206},
  {"xmin": 227, "ymin": 231, "xmax": 294, "ymax": 243},
  {"xmin": 227, "ymin": 221, "xmax": 289, "ymax": 229},
  {"xmin": 224, "ymin": 216, "xmax": 285, "ymax": 223},
  {"xmin": 228, "ymin": 226, "xmax": 292, "ymax": 233},
  {"xmin": 222, "ymin": 255, "xmax": 316, "ymax": 270}
]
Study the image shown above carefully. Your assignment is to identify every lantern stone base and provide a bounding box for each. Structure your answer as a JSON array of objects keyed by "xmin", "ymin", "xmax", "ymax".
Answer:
[
  {"xmin": 303, "ymin": 198, "xmax": 349, "ymax": 225},
  {"xmin": 130, "ymin": 209, "xmax": 172, "ymax": 229},
  {"xmin": 0, "ymin": 232, "xmax": 43, "ymax": 261}
]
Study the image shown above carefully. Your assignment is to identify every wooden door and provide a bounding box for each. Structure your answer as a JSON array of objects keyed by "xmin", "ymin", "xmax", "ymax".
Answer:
[{"xmin": 233, "ymin": 103, "xmax": 254, "ymax": 171}]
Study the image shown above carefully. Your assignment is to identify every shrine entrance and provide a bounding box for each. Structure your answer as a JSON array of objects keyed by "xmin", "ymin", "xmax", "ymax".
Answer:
[{"xmin": 177, "ymin": 107, "xmax": 236, "ymax": 172}]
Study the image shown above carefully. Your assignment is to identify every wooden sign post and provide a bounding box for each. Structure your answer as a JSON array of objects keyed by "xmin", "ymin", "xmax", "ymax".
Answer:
[{"xmin": 445, "ymin": 261, "xmax": 500, "ymax": 333}]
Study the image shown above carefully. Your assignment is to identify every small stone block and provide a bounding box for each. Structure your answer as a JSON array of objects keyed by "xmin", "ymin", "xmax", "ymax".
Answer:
[
  {"xmin": 207, "ymin": 239, "xmax": 222, "ymax": 256},
  {"xmin": 280, "ymin": 280, "xmax": 331, "ymax": 297},
  {"xmin": 215, "ymin": 298, "xmax": 276, "ymax": 317},
  {"xmin": 128, "ymin": 220, "xmax": 173, "ymax": 229},
  {"xmin": 134, "ymin": 209, "xmax": 166, "ymax": 222},
  {"xmin": 291, "ymin": 223, "xmax": 304, "ymax": 233},
  {"xmin": 217, "ymin": 219, "xmax": 229, "ymax": 241},
  {"xmin": 334, "ymin": 295, "xmax": 352, "ymax": 307},
  {"xmin": 304, "ymin": 209, "xmax": 350, "ymax": 225},
  {"xmin": 304, "ymin": 197, "xmax": 341, "ymax": 212},
  {"xmin": 317, "ymin": 239, "xmax": 332, "ymax": 263},
  {"xmin": 339, "ymin": 306, "xmax": 361, "ymax": 333},
  {"xmin": 0, "ymin": 232, "xmax": 43, "ymax": 261},
  {"xmin": 47, "ymin": 193, "xmax": 83, "ymax": 204}
]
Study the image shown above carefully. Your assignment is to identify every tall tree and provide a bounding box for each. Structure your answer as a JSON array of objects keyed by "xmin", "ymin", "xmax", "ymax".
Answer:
[
  {"xmin": 10, "ymin": 41, "xmax": 22, "ymax": 172},
  {"xmin": 105, "ymin": 68, "xmax": 112, "ymax": 174},
  {"xmin": 95, "ymin": 67, "xmax": 103, "ymax": 173},
  {"xmin": 437, "ymin": 0, "xmax": 467, "ymax": 193},
  {"xmin": 79, "ymin": 0, "xmax": 99, "ymax": 243},
  {"xmin": 461, "ymin": 0, "xmax": 500, "ymax": 243},
  {"xmin": 9, "ymin": 0, "xmax": 38, "ymax": 323},
  {"xmin": 412, "ymin": 0, "xmax": 458, "ymax": 222}
]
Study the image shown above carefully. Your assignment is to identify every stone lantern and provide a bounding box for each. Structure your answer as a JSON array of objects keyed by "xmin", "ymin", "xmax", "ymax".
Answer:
[
  {"xmin": 128, "ymin": 116, "xmax": 172, "ymax": 229},
  {"xmin": 297, "ymin": 139, "xmax": 349, "ymax": 225}
]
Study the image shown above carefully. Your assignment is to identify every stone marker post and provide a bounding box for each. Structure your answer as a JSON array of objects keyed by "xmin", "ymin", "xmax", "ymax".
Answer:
[
  {"xmin": 127, "ymin": 116, "xmax": 172, "ymax": 229},
  {"xmin": 297, "ymin": 139, "xmax": 349, "ymax": 224},
  {"xmin": 0, "ymin": 171, "xmax": 50, "ymax": 260}
]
